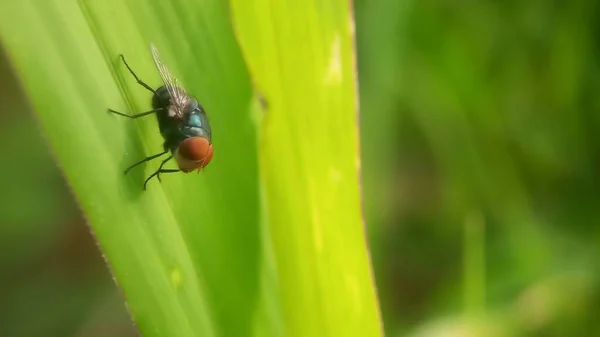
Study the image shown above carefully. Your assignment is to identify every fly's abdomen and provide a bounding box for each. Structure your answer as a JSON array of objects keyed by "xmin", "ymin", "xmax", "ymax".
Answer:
[
  {"xmin": 152, "ymin": 86, "xmax": 171, "ymax": 110},
  {"xmin": 152, "ymin": 86, "xmax": 176, "ymax": 140}
]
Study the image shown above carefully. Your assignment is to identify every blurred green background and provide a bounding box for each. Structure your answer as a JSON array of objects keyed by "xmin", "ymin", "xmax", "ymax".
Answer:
[{"xmin": 1, "ymin": 0, "xmax": 599, "ymax": 336}]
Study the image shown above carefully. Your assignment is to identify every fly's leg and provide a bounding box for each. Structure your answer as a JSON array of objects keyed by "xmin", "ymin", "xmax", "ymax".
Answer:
[
  {"xmin": 124, "ymin": 149, "xmax": 168, "ymax": 175},
  {"xmin": 119, "ymin": 54, "xmax": 156, "ymax": 94},
  {"xmin": 154, "ymin": 155, "xmax": 174, "ymax": 183},
  {"xmin": 143, "ymin": 169, "xmax": 180, "ymax": 190},
  {"xmin": 108, "ymin": 54, "xmax": 161, "ymax": 117},
  {"xmin": 108, "ymin": 107, "xmax": 163, "ymax": 118}
]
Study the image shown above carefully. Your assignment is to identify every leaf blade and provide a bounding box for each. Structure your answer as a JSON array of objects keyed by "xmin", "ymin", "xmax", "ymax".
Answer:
[
  {"xmin": 0, "ymin": 0, "xmax": 264, "ymax": 336},
  {"xmin": 229, "ymin": 1, "xmax": 383, "ymax": 336}
]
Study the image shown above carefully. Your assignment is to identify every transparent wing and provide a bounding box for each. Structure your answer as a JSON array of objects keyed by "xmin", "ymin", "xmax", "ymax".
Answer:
[{"xmin": 150, "ymin": 43, "xmax": 188, "ymax": 117}]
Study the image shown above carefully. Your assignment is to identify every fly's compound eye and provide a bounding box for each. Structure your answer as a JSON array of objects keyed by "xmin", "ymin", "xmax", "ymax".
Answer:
[{"xmin": 176, "ymin": 137, "xmax": 214, "ymax": 172}]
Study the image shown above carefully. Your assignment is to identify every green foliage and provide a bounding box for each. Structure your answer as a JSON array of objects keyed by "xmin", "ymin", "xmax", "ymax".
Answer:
[
  {"xmin": 0, "ymin": 0, "xmax": 259, "ymax": 336},
  {"xmin": 355, "ymin": 0, "xmax": 600, "ymax": 335},
  {"xmin": 0, "ymin": 0, "xmax": 381, "ymax": 336},
  {"xmin": 229, "ymin": 0, "xmax": 382, "ymax": 336}
]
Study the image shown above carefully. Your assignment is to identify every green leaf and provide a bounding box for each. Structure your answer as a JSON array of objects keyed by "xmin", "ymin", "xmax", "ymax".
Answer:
[
  {"xmin": 1, "ymin": 0, "xmax": 382, "ymax": 335},
  {"xmin": 228, "ymin": 1, "xmax": 383, "ymax": 336},
  {"xmin": 0, "ymin": 0, "xmax": 266, "ymax": 336}
]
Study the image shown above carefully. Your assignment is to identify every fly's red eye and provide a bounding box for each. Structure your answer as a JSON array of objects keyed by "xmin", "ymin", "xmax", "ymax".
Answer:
[
  {"xmin": 179, "ymin": 137, "xmax": 213, "ymax": 167},
  {"xmin": 202, "ymin": 144, "xmax": 214, "ymax": 167}
]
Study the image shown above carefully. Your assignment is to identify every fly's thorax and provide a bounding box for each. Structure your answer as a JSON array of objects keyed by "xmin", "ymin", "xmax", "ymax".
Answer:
[
  {"xmin": 152, "ymin": 85, "xmax": 191, "ymax": 116},
  {"xmin": 181, "ymin": 101, "xmax": 212, "ymax": 141},
  {"xmin": 174, "ymin": 136, "xmax": 214, "ymax": 172}
]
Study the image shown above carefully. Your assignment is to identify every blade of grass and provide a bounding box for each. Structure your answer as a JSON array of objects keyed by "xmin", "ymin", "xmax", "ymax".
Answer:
[
  {"xmin": 228, "ymin": 1, "xmax": 383, "ymax": 336},
  {"xmin": 0, "ymin": 0, "xmax": 266, "ymax": 336}
]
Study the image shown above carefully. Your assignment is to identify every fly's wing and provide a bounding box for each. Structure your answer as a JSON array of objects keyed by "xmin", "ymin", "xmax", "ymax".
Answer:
[{"xmin": 150, "ymin": 43, "xmax": 189, "ymax": 118}]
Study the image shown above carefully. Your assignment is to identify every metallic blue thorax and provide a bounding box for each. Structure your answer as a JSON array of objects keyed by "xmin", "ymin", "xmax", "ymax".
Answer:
[
  {"xmin": 151, "ymin": 86, "xmax": 212, "ymax": 153},
  {"xmin": 182, "ymin": 108, "xmax": 211, "ymax": 141}
]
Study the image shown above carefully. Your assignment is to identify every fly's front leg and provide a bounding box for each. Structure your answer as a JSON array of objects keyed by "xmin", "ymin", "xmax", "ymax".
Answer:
[
  {"xmin": 155, "ymin": 155, "xmax": 174, "ymax": 183},
  {"xmin": 143, "ymin": 169, "xmax": 180, "ymax": 190},
  {"xmin": 124, "ymin": 149, "xmax": 169, "ymax": 174}
]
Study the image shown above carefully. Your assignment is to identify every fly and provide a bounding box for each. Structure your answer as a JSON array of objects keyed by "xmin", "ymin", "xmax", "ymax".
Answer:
[{"xmin": 108, "ymin": 44, "xmax": 214, "ymax": 190}]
